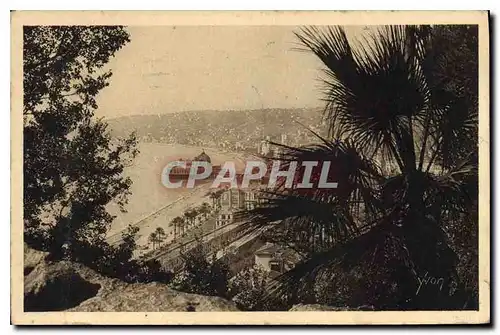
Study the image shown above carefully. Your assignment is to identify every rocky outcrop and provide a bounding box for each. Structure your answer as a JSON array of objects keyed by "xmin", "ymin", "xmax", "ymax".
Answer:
[
  {"xmin": 70, "ymin": 281, "xmax": 238, "ymax": 312},
  {"xmin": 25, "ymin": 259, "xmax": 102, "ymax": 311},
  {"xmin": 289, "ymin": 304, "xmax": 375, "ymax": 311},
  {"xmin": 24, "ymin": 247, "xmax": 238, "ymax": 312},
  {"xmin": 24, "ymin": 244, "xmax": 49, "ymax": 276}
]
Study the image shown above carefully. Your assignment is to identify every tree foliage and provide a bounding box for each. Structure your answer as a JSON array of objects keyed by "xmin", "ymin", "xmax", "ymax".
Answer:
[
  {"xmin": 228, "ymin": 265, "xmax": 273, "ymax": 311},
  {"xmin": 239, "ymin": 25, "xmax": 478, "ymax": 310},
  {"xmin": 170, "ymin": 238, "xmax": 231, "ymax": 298},
  {"xmin": 21, "ymin": 26, "xmax": 170, "ymax": 283}
]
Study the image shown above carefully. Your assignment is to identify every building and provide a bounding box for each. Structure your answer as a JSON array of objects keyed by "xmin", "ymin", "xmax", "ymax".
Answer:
[
  {"xmin": 254, "ymin": 243, "xmax": 300, "ymax": 278},
  {"xmin": 259, "ymin": 136, "xmax": 271, "ymax": 156},
  {"xmin": 215, "ymin": 209, "xmax": 234, "ymax": 228},
  {"xmin": 214, "ymin": 187, "xmax": 261, "ymax": 228},
  {"xmin": 219, "ymin": 188, "xmax": 246, "ymax": 210},
  {"xmin": 244, "ymin": 191, "xmax": 259, "ymax": 210},
  {"xmin": 193, "ymin": 150, "xmax": 211, "ymax": 163},
  {"xmin": 274, "ymin": 146, "xmax": 283, "ymax": 159},
  {"xmin": 235, "ymin": 141, "xmax": 244, "ymax": 150},
  {"xmin": 168, "ymin": 150, "xmax": 218, "ymax": 182},
  {"xmin": 281, "ymin": 133, "xmax": 287, "ymax": 145}
]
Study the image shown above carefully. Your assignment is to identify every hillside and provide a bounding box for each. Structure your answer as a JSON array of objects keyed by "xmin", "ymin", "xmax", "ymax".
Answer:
[{"xmin": 106, "ymin": 108, "xmax": 327, "ymax": 152}]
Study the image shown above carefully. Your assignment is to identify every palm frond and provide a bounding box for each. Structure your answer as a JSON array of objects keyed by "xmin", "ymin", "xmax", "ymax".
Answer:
[
  {"xmin": 237, "ymin": 139, "xmax": 383, "ymax": 255},
  {"xmin": 251, "ymin": 25, "xmax": 479, "ymax": 310},
  {"xmin": 424, "ymin": 153, "xmax": 478, "ymax": 222},
  {"xmin": 261, "ymin": 222, "xmax": 418, "ymax": 308},
  {"xmin": 296, "ymin": 26, "xmax": 429, "ymax": 171}
]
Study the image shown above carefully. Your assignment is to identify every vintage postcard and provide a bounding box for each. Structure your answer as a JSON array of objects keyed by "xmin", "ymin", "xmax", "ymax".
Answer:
[{"xmin": 11, "ymin": 11, "xmax": 490, "ymax": 325}]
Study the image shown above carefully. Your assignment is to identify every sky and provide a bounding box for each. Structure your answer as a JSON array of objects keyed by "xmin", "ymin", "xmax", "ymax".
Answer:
[{"xmin": 95, "ymin": 25, "xmax": 369, "ymax": 119}]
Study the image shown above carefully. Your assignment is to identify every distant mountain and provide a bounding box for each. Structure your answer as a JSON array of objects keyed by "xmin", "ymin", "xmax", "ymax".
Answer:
[{"xmin": 106, "ymin": 108, "xmax": 327, "ymax": 152}]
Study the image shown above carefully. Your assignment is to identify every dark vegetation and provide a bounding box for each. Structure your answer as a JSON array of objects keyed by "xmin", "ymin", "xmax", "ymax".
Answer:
[
  {"xmin": 238, "ymin": 25, "xmax": 479, "ymax": 310},
  {"xmin": 23, "ymin": 25, "xmax": 479, "ymax": 311},
  {"xmin": 169, "ymin": 238, "xmax": 283, "ymax": 311},
  {"xmin": 170, "ymin": 238, "xmax": 231, "ymax": 298},
  {"xmin": 23, "ymin": 26, "xmax": 170, "ymax": 284}
]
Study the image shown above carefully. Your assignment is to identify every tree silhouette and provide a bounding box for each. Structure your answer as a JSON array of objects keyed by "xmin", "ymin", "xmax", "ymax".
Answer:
[
  {"xmin": 209, "ymin": 190, "xmax": 223, "ymax": 210},
  {"xmin": 170, "ymin": 238, "xmax": 230, "ymax": 298},
  {"xmin": 200, "ymin": 202, "xmax": 211, "ymax": 221},
  {"xmin": 209, "ymin": 192, "xmax": 217, "ymax": 208},
  {"xmin": 148, "ymin": 232, "xmax": 158, "ymax": 250},
  {"xmin": 23, "ymin": 26, "xmax": 138, "ymax": 264},
  {"xmin": 155, "ymin": 227, "xmax": 166, "ymax": 247},
  {"xmin": 172, "ymin": 217, "xmax": 183, "ymax": 239},
  {"xmin": 239, "ymin": 25, "xmax": 478, "ymax": 310}
]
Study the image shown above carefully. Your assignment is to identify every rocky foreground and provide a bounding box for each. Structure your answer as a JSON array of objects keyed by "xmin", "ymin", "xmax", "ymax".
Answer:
[
  {"xmin": 24, "ymin": 246, "xmax": 362, "ymax": 312},
  {"xmin": 23, "ymin": 246, "xmax": 238, "ymax": 312}
]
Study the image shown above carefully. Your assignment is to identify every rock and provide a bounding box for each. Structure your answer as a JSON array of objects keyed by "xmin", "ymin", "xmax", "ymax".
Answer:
[
  {"xmin": 289, "ymin": 304, "xmax": 375, "ymax": 311},
  {"xmin": 70, "ymin": 282, "xmax": 238, "ymax": 312},
  {"xmin": 24, "ymin": 260, "xmax": 102, "ymax": 311},
  {"xmin": 23, "ymin": 245, "xmax": 49, "ymax": 276},
  {"xmin": 24, "ymin": 246, "xmax": 239, "ymax": 312}
]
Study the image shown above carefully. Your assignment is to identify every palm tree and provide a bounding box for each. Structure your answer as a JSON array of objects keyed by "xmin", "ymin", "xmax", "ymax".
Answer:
[
  {"xmin": 155, "ymin": 227, "xmax": 166, "ymax": 247},
  {"xmin": 190, "ymin": 209, "xmax": 199, "ymax": 227},
  {"xmin": 172, "ymin": 216, "xmax": 183, "ymax": 239},
  {"xmin": 199, "ymin": 202, "xmax": 209, "ymax": 219},
  {"xmin": 210, "ymin": 190, "xmax": 223, "ymax": 211},
  {"xmin": 182, "ymin": 212, "xmax": 190, "ymax": 233},
  {"xmin": 209, "ymin": 191, "xmax": 217, "ymax": 208},
  {"xmin": 148, "ymin": 232, "xmax": 158, "ymax": 250},
  {"xmin": 184, "ymin": 210, "xmax": 195, "ymax": 230},
  {"xmin": 240, "ymin": 25, "xmax": 478, "ymax": 309}
]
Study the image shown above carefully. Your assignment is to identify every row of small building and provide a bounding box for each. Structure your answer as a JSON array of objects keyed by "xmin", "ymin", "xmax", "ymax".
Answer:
[{"xmin": 172, "ymin": 150, "xmax": 299, "ymax": 277}]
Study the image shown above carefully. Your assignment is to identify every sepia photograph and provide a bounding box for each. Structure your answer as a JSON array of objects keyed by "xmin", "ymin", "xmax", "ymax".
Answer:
[{"xmin": 10, "ymin": 11, "xmax": 490, "ymax": 325}]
